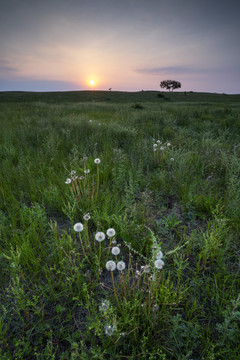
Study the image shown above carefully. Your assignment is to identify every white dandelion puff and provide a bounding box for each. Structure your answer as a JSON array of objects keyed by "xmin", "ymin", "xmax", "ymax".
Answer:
[
  {"xmin": 154, "ymin": 259, "xmax": 164, "ymax": 269},
  {"xmin": 99, "ymin": 300, "xmax": 110, "ymax": 311},
  {"xmin": 71, "ymin": 170, "xmax": 76, "ymax": 176},
  {"xmin": 153, "ymin": 304, "xmax": 159, "ymax": 312},
  {"xmin": 167, "ymin": 142, "xmax": 171, "ymax": 146},
  {"xmin": 83, "ymin": 213, "xmax": 91, "ymax": 221},
  {"xmin": 111, "ymin": 247, "xmax": 120, "ymax": 255},
  {"xmin": 170, "ymin": 158, "xmax": 174, "ymax": 161},
  {"xmin": 143, "ymin": 265, "xmax": 150, "ymax": 273},
  {"xmin": 95, "ymin": 232, "xmax": 105, "ymax": 242},
  {"xmin": 117, "ymin": 261, "xmax": 126, "ymax": 271},
  {"xmin": 73, "ymin": 223, "xmax": 84, "ymax": 232},
  {"xmin": 160, "ymin": 146, "xmax": 164, "ymax": 151},
  {"xmin": 156, "ymin": 140, "xmax": 161, "ymax": 144},
  {"xmin": 104, "ymin": 323, "xmax": 116, "ymax": 336},
  {"xmin": 84, "ymin": 169, "xmax": 90, "ymax": 174},
  {"xmin": 106, "ymin": 260, "xmax": 116, "ymax": 271},
  {"xmin": 156, "ymin": 251, "xmax": 163, "ymax": 259},
  {"xmin": 106, "ymin": 228, "xmax": 116, "ymax": 237},
  {"xmin": 65, "ymin": 178, "xmax": 71, "ymax": 184},
  {"xmin": 153, "ymin": 144, "xmax": 158, "ymax": 148},
  {"xmin": 94, "ymin": 158, "xmax": 101, "ymax": 164}
]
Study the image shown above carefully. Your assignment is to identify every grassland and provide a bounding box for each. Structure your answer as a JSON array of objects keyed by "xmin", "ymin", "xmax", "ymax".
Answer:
[{"xmin": 0, "ymin": 90, "xmax": 240, "ymax": 359}]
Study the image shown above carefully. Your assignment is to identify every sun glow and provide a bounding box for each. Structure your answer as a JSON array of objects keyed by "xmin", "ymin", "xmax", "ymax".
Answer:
[{"xmin": 89, "ymin": 79, "xmax": 95, "ymax": 86}]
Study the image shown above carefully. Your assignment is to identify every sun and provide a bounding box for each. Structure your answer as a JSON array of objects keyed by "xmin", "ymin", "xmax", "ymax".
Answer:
[{"xmin": 89, "ymin": 79, "xmax": 95, "ymax": 86}]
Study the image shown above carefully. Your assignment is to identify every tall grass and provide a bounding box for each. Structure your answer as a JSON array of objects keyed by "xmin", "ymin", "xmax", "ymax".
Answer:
[{"xmin": 0, "ymin": 92, "xmax": 240, "ymax": 359}]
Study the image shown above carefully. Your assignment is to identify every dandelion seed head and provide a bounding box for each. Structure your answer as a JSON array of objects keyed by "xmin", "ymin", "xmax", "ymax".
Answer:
[
  {"xmin": 153, "ymin": 304, "xmax": 159, "ymax": 312},
  {"xmin": 73, "ymin": 222, "xmax": 84, "ymax": 232},
  {"xmin": 111, "ymin": 247, "xmax": 120, "ymax": 255},
  {"xmin": 72, "ymin": 175, "xmax": 78, "ymax": 181},
  {"xmin": 65, "ymin": 178, "xmax": 71, "ymax": 184},
  {"xmin": 156, "ymin": 251, "xmax": 163, "ymax": 259},
  {"xmin": 143, "ymin": 265, "xmax": 150, "ymax": 273},
  {"xmin": 153, "ymin": 148, "xmax": 157, "ymax": 152},
  {"xmin": 94, "ymin": 158, "xmax": 101, "ymax": 164},
  {"xmin": 95, "ymin": 232, "xmax": 105, "ymax": 242},
  {"xmin": 170, "ymin": 158, "xmax": 174, "ymax": 161},
  {"xmin": 71, "ymin": 170, "xmax": 76, "ymax": 176},
  {"xmin": 84, "ymin": 169, "xmax": 90, "ymax": 174},
  {"xmin": 167, "ymin": 142, "xmax": 171, "ymax": 146},
  {"xmin": 99, "ymin": 300, "xmax": 110, "ymax": 311},
  {"xmin": 83, "ymin": 213, "xmax": 91, "ymax": 221},
  {"xmin": 160, "ymin": 146, "xmax": 164, "ymax": 151},
  {"xmin": 104, "ymin": 323, "xmax": 116, "ymax": 336},
  {"xmin": 156, "ymin": 140, "xmax": 161, "ymax": 144},
  {"xmin": 106, "ymin": 260, "xmax": 116, "ymax": 271},
  {"xmin": 107, "ymin": 228, "xmax": 116, "ymax": 237},
  {"xmin": 117, "ymin": 261, "xmax": 126, "ymax": 271},
  {"xmin": 153, "ymin": 144, "xmax": 158, "ymax": 148},
  {"xmin": 154, "ymin": 259, "xmax": 164, "ymax": 269}
]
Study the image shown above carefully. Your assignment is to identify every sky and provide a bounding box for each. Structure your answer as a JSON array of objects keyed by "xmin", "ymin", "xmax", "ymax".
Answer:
[{"xmin": 0, "ymin": 0, "xmax": 240, "ymax": 93}]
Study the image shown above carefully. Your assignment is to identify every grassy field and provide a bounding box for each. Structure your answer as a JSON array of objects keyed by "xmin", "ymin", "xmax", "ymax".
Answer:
[{"xmin": 0, "ymin": 91, "xmax": 240, "ymax": 359}]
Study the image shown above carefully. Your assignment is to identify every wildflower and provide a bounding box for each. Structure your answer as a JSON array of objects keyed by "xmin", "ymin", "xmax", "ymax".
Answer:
[
  {"xmin": 156, "ymin": 140, "xmax": 161, "ymax": 144},
  {"xmin": 84, "ymin": 169, "xmax": 90, "ymax": 174},
  {"xmin": 154, "ymin": 259, "xmax": 164, "ymax": 269},
  {"xmin": 142, "ymin": 265, "xmax": 150, "ymax": 273},
  {"xmin": 112, "ymin": 247, "xmax": 120, "ymax": 255},
  {"xmin": 72, "ymin": 175, "xmax": 78, "ymax": 181},
  {"xmin": 149, "ymin": 274, "xmax": 156, "ymax": 281},
  {"xmin": 73, "ymin": 223, "xmax": 84, "ymax": 232},
  {"xmin": 106, "ymin": 260, "xmax": 116, "ymax": 271},
  {"xmin": 79, "ymin": 176, "xmax": 84, "ymax": 180},
  {"xmin": 71, "ymin": 170, "xmax": 76, "ymax": 176},
  {"xmin": 94, "ymin": 158, "xmax": 101, "ymax": 164},
  {"xmin": 120, "ymin": 332, "xmax": 126, "ymax": 337},
  {"xmin": 167, "ymin": 142, "xmax": 171, "ymax": 146},
  {"xmin": 156, "ymin": 251, "xmax": 163, "ymax": 259},
  {"xmin": 160, "ymin": 146, "xmax": 164, "ymax": 151},
  {"xmin": 104, "ymin": 323, "xmax": 116, "ymax": 336},
  {"xmin": 106, "ymin": 228, "xmax": 116, "ymax": 237},
  {"xmin": 135, "ymin": 270, "xmax": 141, "ymax": 278},
  {"xmin": 95, "ymin": 232, "xmax": 105, "ymax": 242},
  {"xmin": 153, "ymin": 148, "xmax": 157, "ymax": 152},
  {"xmin": 153, "ymin": 144, "xmax": 158, "ymax": 148},
  {"xmin": 99, "ymin": 300, "xmax": 110, "ymax": 311},
  {"xmin": 83, "ymin": 213, "xmax": 91, "ymax": 221},
  {"xmin": 65, "ymin": 178, "xmax": 71, "ymax": 184},
  {"xmin": 117, "ymin": 261, "xmax": 126, "ymax": 271},
  {"xmin": 89, "ymin": 119, "xmax": 93, "ymax": 122},
  {"xmin": 170, "ymin": 158, "xmax": 174, "ymax": 161},
  {"xmin": 153, "ymin": 304, "xmax": 159, "ymax": 312}
]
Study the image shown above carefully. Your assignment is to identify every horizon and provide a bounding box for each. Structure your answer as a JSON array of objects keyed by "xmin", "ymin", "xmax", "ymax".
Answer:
[{"xmin": 1, "ymin": 0, "xmax": 240, "ymax": 94}]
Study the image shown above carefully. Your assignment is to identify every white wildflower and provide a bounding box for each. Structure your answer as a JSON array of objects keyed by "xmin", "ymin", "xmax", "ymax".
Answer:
[
  {"xmin": 167, "ymin": 142, "xmax": 171, "ymax": 146},
  {"xmin": 106, "ymin": 260, "xmax": 116, "ymax": 271},
  {"xmin": 106, "ymin": 228, "xmax": 116, "ymax": 237},
  {"xmin": 156, "ymin": 140, "xmax": 161, "ymax": 144},
  {"xmin": 153, "ymin": 304, "xmax": 159, "ymax": 312},
  {"xmin": 84, "ymin": 169, "xmax": 90, "ymax": 174},
  {"xmin": 154, "ymin": 259, "xmax": 164, "ymax": 269},
  {"xmin": 73, "ymin": 223, "xmax": 84, "ymax": 232},
  {"xmin": 160, "ymin": 146, "xmax": 164, "ymax": 151},
  {"xmin": 153, "ymin": 144, "xmax": 158, "ymax": 148},
  {"xmin": 83, "ymin": 213, "xmax": 91, "ymax": 221},
  {"xmin": 156, "ymin": 251, "xmax": 163, "ymax": 259},
  {"xmin": 117, "ymin": 261, "xmax": 126, "ymax": 271},
  {"xmin": 99, "ymin": 300, "xmax": 110, "ymax": 311},
  {"xmin": 143, "ymin": 265, "xmax": 150, "ymax": 273},
  {"xmin": 104, "ymin": 323, "xmax": 116, "ymax": 336},
  {"xmin": 111, "ymin": 247, "xmax": 120, "ymax": 255},
  {"xmin": 65, "ymin": 178, "xmax": 71, "ymax": 184},
  {"xmin": 71, "ymin": 170, "xmax": 76, "ymax": 176},
  {"xmin": 94, "ymin": 158, "xmax": 101, "ymax": 164},
  {"xmin": 95, "ymin": 232, "xmax": 105, "ymax": 242},
  {"xmin": 170, "ymin": 158, "xmax": 174, "ymax": 161}
]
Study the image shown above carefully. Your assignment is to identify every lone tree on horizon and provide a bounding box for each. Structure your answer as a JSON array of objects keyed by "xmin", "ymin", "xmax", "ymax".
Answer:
[{"xmin": 160, "ymin": 80, "xmax": 181, "ymax": 91}]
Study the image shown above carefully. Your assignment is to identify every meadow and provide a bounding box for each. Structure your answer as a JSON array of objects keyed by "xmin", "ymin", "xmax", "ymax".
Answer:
[{"xmin": 0, "ymin": 90, "xmax": 240, "ymax": 360}]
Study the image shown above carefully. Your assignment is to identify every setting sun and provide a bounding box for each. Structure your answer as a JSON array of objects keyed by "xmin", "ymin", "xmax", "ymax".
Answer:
[{"xmin": 89, "ymin": 79, "xmax": 95, "ymax": 86}]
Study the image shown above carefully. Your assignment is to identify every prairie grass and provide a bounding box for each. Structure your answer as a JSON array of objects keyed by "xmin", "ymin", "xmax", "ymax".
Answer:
[{"xmin": 0, "ymin": 91, "xmax": 240, "ymax": 359}]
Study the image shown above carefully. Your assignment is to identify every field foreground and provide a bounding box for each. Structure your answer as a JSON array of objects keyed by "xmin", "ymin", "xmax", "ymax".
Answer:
[{"xmin": 0, "ymin": 91, "xmax": 240, "ymax": 359}]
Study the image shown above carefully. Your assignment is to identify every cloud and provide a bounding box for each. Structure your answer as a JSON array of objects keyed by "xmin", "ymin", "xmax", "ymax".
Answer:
[{"xmin": 0, "ymin": 60, "xmax": 18, "ymax": 76}]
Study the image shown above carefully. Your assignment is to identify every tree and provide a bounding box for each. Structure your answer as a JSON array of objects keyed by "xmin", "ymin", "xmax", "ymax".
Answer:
[{"xmin": 160, "ymin": 80, "xmax": 181, "ymax": 91}]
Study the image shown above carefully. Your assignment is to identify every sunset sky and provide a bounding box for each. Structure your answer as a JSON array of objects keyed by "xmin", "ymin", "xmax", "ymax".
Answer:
[{"xmin": 1, "ymin": 0, "xmax": 240, "ymax": 93}]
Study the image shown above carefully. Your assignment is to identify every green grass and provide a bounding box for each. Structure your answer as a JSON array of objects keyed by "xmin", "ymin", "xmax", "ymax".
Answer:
[{"xmin": 0, "ymin": 91, "xmax": 240, "ymax": 359}]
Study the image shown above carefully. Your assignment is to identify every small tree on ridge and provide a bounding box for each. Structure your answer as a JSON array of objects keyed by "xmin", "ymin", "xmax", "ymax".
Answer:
[{"xmin": 160, "ymin": 80, "xmax": 181, "ymax": 91}]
